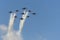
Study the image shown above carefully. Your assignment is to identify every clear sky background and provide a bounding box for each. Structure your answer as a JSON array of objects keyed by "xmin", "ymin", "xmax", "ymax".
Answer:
[{"xmin": 0, "ymin": 0, "xmax": 60, "ymax": 40}]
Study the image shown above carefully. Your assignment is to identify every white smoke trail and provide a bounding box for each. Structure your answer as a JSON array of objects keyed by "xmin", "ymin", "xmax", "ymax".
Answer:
[
  {"xmin": 2, "ymin": 12, "xmax": 22, "ymax": 40},
  {"xmin": 8, "ymin": 13, "xmax": 16, "ymax": 33},
  {"xmin": 19, "ymin": 10, "xmax": 29, "ymax": 33},
  {"xmin": 1, "ymin": 10, "xmax": 29, "ymax": 40},
  {"xmin": 0, "ymin": 25, "xmax": 23, "ymax": 40},
  {"xmin": 2, "ymin": 31, "xmax": 23, "ymax": 40},
  {"xmin": 0, "ymin": 24, "xmax": 23, "ymax": 40},
  {"xmin": 3, "ymin": 12, "xmax": 24, "ymax": 40},
  {"xmin": 0, "ymin": 11, "xmax": 25, "ymax": 40}
]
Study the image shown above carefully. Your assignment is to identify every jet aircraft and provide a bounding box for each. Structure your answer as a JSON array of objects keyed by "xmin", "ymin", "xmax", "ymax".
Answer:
[
  {"xmin": 22, "ymin": 7, "xmax": 26, "ymax": 10},
  {"xmin": 32, "ymin": 13, "xmax": 36, "ymax": 15},
  {"xmin": 15, "ymin": 16, "xmax": 17, "ymax": 18},
  {"xmin": 16, "ymin": 10, "xmax": 19, "ymax": 12},
  {"xmin": 27, "ymin": 16, "xmax": 29, "ymax": 18},
  {"xmin": 21, "ymin": 13, "xmax": 25, "ymax": 15},
  {"xmin": 20, "ymin": 18, "xmax": 23, "ymax": 20},
  {"xmin": 9, "ymin": 11, "xmax": 12, "ymax": 13},
  {"xmin": 28, "ymin": 10, "xmax": 31, "ymax": 12}
]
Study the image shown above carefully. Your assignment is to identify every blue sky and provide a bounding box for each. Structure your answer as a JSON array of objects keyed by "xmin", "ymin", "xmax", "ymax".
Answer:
[{"xmin": 0, "ymin": 0, "xmax": 60, "ymax": 40}]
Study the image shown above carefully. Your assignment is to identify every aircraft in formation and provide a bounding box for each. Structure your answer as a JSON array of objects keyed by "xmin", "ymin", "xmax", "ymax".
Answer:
[
  {"xmin": 28, "ymin": 10, "xmax": 31, "ymax": 12},
  {"xmin": 9, "ymin": 7, "xmax": 36, "ymax": 20},
  {"xmin": 9, "ymin": 11, "xmax": 12, "ymax": 13},
  {"xmin": 22, "ymin": 7, "xmax": 26, "ymax": 10},
  {"xmin": 21, "ymin": 13, "xmax": 25, "ymax": 15},
  {"xmin": 14, "ymin": 16, "xmax": 17, "ymax": 18},
  {"xmin": 32, "ymin": 13, "xmax": 36, "ymax": 15},
  {"xmin": 20, "ymin": 18, "xmax": 23, "ymax": 20},
  {"xmin": 16, "ymin": 10, "xmax": 19, "ymax": 12},
  {"xmin": 27, "ymin": 16, "xmax": 29, "ymax": 18},
  {"xmin": 9, "ymin": 10, "xmax": 19, "ymax": 13}
]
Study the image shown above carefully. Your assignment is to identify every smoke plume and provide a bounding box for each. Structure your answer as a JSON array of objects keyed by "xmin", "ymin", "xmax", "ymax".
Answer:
[
  {"xmin": 0, "ymin": 10, "xmax": 29, "ymax": 40},
  {"xmin": 8, "ymin": 13, "xmax": 16, "ymax": 33},
  {"xmin": 19, "ymin": 11, "xmax": 29, "ymax": 33},
  {"xmin": 2, "ymin": 31, "xmax": 23, "ymax": 40},
  {"xmin": 0, "ymin": 12, "xmax": 23, "ymax": 40}
]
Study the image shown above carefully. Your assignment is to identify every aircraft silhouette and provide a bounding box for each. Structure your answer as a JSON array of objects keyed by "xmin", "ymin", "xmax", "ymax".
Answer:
[
  {"xmin": 16, "ymin": 10, "xmax": 19, "ymax": 12},
  {"xmin": 15, "ymin": 16, "xmax": 17, "ymax": 18},
  {"xmin": 21, "ymin": 13, "xmax": 25, "ymax": 15},
  {"xmin": 28, "ymin": 10, "xmax": 31, "ymax": 12},
  {"xmin": 9, "ymin": 11, "xmax": 12, "ymax": 13},
  {"xmin": 22, "ymin": 7, "xmax": 26, "ymax": 10},
  {"xmin": 32, "ymin": 13, "xmax": 36, "ymax": 15},
  {"xmin": 20, "ymin": 18, "xmax": 23, "ymax": 20},
  {"xmin": 27, "ymin": 16, "xmax": 29, "ymax": 18}
]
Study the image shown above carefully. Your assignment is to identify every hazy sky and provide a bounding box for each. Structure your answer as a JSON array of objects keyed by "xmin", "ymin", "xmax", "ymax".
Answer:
[{"xmin": 0, "ymin": 0, "xmax": 60, "ymax": 40}]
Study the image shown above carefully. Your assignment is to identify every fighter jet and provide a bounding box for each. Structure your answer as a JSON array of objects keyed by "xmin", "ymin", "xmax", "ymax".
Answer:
[
  {"xmin": 20, "ymin": 18, "xmax": 23, "ymax": 20},
  {"xmin": 22, "ymin": 7, "xmax": 26, "ymax": 10},
  {"xmin": 28, "ymin": 10, "xmax": 31, "ymax": 12},
  {"xmin": 15, "ymin": 16, "xmax": 17, "ymax": 18},
  {"xmin": 9, "ymin": 11, "xmax": 12, "ymax": 13},
  {"xmin": 32, "ymin": 13, "xmax": 36, "ymax": 15},
  {"xmin": 16, "ymin": 10, "xmax": 19, "ymax": 12},
  {"xmin": 27, "ymin": 16, "xmax": 29, "ymax": 18},
  {"xmin": 21, "ymin": 13, "xmax": 25, "ymax": 15}
]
